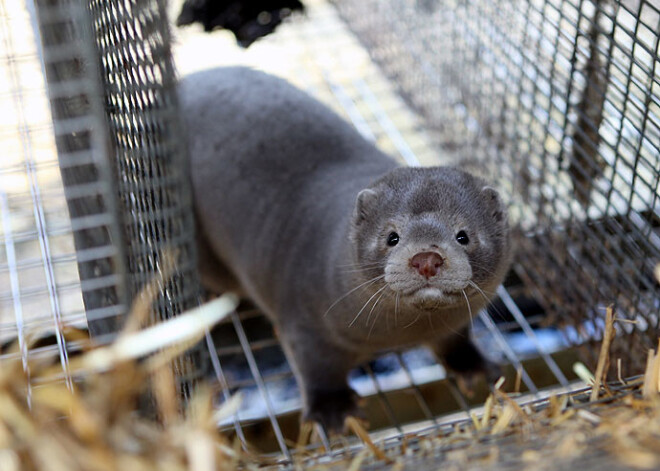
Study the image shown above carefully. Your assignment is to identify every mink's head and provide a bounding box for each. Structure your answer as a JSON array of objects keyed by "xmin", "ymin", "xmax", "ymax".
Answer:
[{"xmin": 350, "ymin": 166, "xmax": 511, "ymax": 311}]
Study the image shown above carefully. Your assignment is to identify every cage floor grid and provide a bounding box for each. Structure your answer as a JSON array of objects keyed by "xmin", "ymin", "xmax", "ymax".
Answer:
[{"xmin": 291, "ymin": 377, "xmax": 657, "ymax": 471}]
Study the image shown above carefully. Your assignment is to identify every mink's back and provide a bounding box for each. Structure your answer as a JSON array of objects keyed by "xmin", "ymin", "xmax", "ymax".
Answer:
[{"xmin": 179, "ymin": 67, "xmax": 398, "ymax": 312}]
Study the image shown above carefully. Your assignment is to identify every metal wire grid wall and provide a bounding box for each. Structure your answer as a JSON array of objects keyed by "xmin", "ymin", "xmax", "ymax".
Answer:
[
  {"xmin": 88, "ymin": 0, "xmax": 200, "ymax": 328},
  {"xmin": 86, "ymin": 0, "xmax": 201, "ymax": 329},
  {"xmin": 53, "ymin": 0, "xmax": 201, "ymax": 384},
  {"xmin": 31, "ymin": 0, "xmax": 130, "ymax": 343},
  {"xmin": 333, "ymin": 0, "xmax": 660, "ymax": 372},
  {"xmin": 0, "ymin": 0, "xmax": 202, "ymax": 394},
  {"xmin": 0, "ymin": 0, "xmax": 113, "ymax": 392}
]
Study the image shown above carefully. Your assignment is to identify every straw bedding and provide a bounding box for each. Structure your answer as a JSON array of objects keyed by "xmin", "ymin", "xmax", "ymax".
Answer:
[{"xmin": 2, "ymin": 288, "xmax": 659, "ymax": 470}]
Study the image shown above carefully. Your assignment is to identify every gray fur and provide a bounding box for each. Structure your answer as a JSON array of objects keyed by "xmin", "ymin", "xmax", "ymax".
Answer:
[{"xmin": 180, "ymin": 67, "xmax": 511, "ymax": 431}]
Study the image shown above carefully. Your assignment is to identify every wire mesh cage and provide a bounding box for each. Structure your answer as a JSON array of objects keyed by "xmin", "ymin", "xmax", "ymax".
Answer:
[
  {"xmin": 1, "ymin": 0, "xmax": 658, "ymax": 466},
  {"xmin": 172, "ymin": 0, "xmax": 658, "ymax": 459},
  {"xmin": 171, "ymin": 0, "xmax": 584, "ymax": 458},
  {"xmin": 1, "ymin": 0, "xmax": 202, "ymax": 395},
  {"xmin": 333, "ymin": 0, "xmax": 660, "ymax": 373},
  {"xmin": 0, "ymin": 0, "xmax": 108, "ymax": 386}
]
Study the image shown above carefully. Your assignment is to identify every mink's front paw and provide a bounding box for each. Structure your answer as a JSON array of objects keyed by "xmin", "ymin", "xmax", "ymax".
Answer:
[
  {"xmin": 302, "ymin": 387, "xmax": 365, "ymax": 433},
  {"xmin": 449, "ymin": 356, "xmax": 503, "ymax": 396},
  {"xmin": 437, "ymin": 334, "xmax": 503, "ymax": 395}
]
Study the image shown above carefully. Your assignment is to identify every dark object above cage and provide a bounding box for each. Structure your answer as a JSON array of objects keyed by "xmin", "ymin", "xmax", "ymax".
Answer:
[{"xmin": 176, "ymin": 0, "xmax": 304, "ymax": 47}]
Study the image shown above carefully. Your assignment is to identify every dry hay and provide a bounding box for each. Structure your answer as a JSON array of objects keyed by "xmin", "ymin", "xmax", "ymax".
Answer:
[
  {"xmin": 296, "ymin": 306, "xmax": 660, "ymax": 470},
  {"xmin": 317, "ymin": 370, "xmax": 660, "ymax": 471},
  {"xmin": 0, "ymin": 290, "xmax": 253, "ymax": 471},
  {"xmin": 2, "ymin": 281, "xmax": 660, "ymax": 471}
]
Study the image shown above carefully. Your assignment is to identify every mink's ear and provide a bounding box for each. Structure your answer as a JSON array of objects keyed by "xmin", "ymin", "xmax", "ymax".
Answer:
[
  {"xmin": 353, "ymin": 189, "xmax": 378, "ymax": 225},
  {"xmin": 481, "ymin": 186, "xmax": 507, "ymax": 224}
]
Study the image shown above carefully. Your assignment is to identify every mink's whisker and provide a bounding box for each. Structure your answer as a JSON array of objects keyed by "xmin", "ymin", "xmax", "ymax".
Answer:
[
  {"xmin": 324, "ymin": 274, "xmax": 385, "ymax": 317},
  {"xmin": 349, "ymin": 285, "xmax": 388, "ymax": 327}
]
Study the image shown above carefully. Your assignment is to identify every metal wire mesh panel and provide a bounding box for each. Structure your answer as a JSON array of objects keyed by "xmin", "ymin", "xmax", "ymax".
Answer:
[
  {"xmin": 88, "ymin": 0, "xmax": 200, "ymax": 336},
  {"xmin": 50, "ymin": 0, "xmax": 201, "ymax": 384},
  {"xmin": 86, "ymin": 0, "xmax": 200, "ymax": 335},
  {"xmin": 31, "ymin": 0, "xmax": 130, "ymax": 341},
  {"xmin": 334, "ymin": 0, "xmax": 660, "ymax": 373},
  {"xmin": 0, "ymin": 0, "xmax": 203, "ymax": 394},
  {"xmin": 0, "ymin": 0, "xmax": 118, "ymax": 392}
]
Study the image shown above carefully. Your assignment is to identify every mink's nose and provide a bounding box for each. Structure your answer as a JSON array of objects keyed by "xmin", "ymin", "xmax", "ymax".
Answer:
[{"xmin": 410, "ymin": 252, "xmax": 444, "ymax": 279}]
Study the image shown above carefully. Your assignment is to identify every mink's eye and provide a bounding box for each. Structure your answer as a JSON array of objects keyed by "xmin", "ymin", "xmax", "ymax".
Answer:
[
  {"xmin": 456, "ymin": 230, "xmax": 469, "ymax": 245},
  {"xmin": 386, "ymin": 232, "xmax": 400, "ymax": 247}
]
